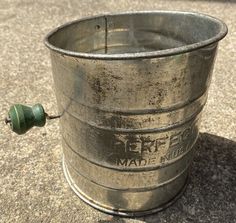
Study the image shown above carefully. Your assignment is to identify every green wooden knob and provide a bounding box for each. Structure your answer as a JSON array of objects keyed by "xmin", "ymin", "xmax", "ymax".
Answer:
[{"xmin": 6, "ymin": 104, "xmax": 46, "ymax": 135}]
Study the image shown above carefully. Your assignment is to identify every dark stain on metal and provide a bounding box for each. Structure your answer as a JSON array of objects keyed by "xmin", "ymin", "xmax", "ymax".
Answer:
[{"xmin": 104, "ymin": 16, "xmax": 108, "ymax": 54}]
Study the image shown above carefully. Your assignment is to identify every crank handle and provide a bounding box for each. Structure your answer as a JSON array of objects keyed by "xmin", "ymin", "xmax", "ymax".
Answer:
[{"xmin": 5, "ymin": 104, "xmax": 60, "ymax": 135}]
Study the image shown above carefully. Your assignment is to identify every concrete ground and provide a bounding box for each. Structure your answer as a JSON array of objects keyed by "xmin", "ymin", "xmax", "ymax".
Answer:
[{"xmin": 0, "ymin": 0, "xmax": 235, "ymax": 222}]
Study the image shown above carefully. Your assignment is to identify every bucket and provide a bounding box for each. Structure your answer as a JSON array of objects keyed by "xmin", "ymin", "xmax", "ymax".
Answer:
[{"xmin": 7, "ymin": 11, "xmax": 227, "ymax": 216}]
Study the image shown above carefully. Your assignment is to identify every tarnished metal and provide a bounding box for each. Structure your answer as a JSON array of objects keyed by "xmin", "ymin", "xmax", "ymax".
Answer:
[{"xmin": 44, "ymin": 11, "xmax": 227, "ymax": 216}]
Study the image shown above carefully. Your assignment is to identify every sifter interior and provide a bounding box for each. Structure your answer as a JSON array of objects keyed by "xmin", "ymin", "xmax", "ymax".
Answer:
[{"xmin": 45, "ymin": 11, "xmax": 227, "ymax": 58}]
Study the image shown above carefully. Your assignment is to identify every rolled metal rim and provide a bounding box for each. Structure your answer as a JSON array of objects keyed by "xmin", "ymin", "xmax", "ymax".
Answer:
[{"xmin": 44, "ymin": 11, "xmax": 228, "ymax": 60}]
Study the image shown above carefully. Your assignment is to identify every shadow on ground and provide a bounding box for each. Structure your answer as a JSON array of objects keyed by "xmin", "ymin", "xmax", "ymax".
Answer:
[{"xmin": 98, "ymin": 133, "xmax": 236, "ymax": 223}]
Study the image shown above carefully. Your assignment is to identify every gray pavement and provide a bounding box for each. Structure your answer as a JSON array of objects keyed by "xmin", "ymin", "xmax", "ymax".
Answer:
[{"xmin": 0, "ymin": 0, "xmax": 235, "ymax": 222}]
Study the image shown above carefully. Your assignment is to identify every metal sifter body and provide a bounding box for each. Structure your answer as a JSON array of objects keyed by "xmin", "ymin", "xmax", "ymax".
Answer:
[{"xmin": 7, "ymin": 11, "xmax": 227, "ymax": 216}]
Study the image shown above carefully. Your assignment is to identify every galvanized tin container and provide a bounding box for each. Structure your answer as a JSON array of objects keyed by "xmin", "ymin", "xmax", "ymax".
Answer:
[{"xmin": 44, "ymin": 11, "xmax": 227, "ymax": 216}]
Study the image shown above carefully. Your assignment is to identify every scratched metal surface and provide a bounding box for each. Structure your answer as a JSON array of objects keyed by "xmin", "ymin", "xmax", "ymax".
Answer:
[
  {"xmin": 0, "ymin": 0, "xmax": 235, "ymax": 223},
  {"xmin": 45, "ymin": 11, "xmax": 227, "ymax": 216}
]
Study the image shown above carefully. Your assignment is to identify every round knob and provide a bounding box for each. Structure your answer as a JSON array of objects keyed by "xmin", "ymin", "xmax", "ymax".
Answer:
[{"xmin": 5, "ymin": 104, "xmax": 46, "ymax": 135}]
